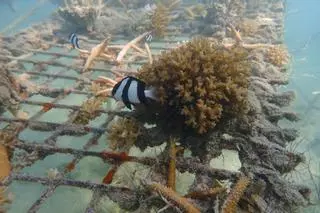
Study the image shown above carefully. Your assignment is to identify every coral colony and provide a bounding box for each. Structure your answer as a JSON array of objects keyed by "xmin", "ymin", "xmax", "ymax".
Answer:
[{"xmin": 0, "ymin": 0, "xmax": 314, "ymax": 213}]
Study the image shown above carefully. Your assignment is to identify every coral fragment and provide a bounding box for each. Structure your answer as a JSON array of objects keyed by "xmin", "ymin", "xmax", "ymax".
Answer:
[
  {"xmin": 221, "ymin": 176, "xmax": 250, "ymax": 213},
  {"xmin": 138, "ymin": 38, "xmax": 250, "ymax": 134},
  {"xmin": 148, "ymin": 182, "xmax": 201, "ymax": 213}
]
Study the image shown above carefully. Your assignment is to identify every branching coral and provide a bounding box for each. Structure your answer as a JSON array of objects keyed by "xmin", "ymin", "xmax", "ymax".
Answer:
[
  {"xmin": 56, "ymin": 0, "xmax": 104, "ymax": 31},
  {"xmin": 0, "ymin": 144, "xmax": 11, "ymax": 179},
  {"xmin": 221, "ymin": 176, "xmax": 250, "ymax": 213},
  {"xmin": 138, "ymin": 37, "xmax": 250, "ymax": 134},
  {"xmin": 148, "ymin": 182, "xmax": 201, "ymax": 213},
  {"xmin": 183, "ymin": 4, "xmax": 207, "ymax": 20},
  {"xmin": 151, "ymin": 4, "xmax": 171, "ymax": 37},
  {"xmin": 73, "ymin": 97, "xmax": 105, "ymax": 125},
  {"xmin": 107, "ymin": 117, "xmax": 141, "ymax": 151},
  {"xmin": 185, "ymin": 187, "xmax": 226, "ymax": 200},
  {"xmin": 266, "ymin": 45, "xmax": 289, "ymax": 67},
  {"xmin": 167, "ymin": 137, "xmax": 178, "ymax": 190},
  {"xmin": 0, "ymin": 127, "xmax": 17, "ymax": 212},
  {"xmin": 0, "ymin": 185, "xmax": 12, "ymax": 213}
]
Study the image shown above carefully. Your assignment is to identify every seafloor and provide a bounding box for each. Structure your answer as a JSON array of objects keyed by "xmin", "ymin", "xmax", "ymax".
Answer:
[{"xmin": 0, "ymin": 0, "xmax": 319, "ymax": 213}]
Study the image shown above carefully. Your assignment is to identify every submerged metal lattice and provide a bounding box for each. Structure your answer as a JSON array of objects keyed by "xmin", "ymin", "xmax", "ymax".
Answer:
[
  {"xmin": 0, "ymin": 32, "xmax": 189, "ymax": 212},
  {"xmin": 1, "ymin": 1, "xmax": 320, "ymax": 213}
]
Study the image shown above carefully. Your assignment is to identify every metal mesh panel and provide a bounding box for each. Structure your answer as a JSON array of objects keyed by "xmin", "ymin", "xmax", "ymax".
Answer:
[{"xmin": 0, "ymin": 32, "xmax": 190, "ymax": 212}]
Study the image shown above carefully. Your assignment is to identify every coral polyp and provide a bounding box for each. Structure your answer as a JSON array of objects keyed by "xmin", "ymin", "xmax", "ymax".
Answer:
[{"xmin": 138, "ymin": 38, "xmax": 250, "ymax": 134}]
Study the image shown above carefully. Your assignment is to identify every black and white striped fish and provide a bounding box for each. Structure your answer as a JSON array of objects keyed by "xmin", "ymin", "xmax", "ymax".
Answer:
[
  {"xmin": 111, "ymin": 76, "xmax": 157, "ymax": 109},
  {"xmin": 53, "ymin": 31, "xmax": 80, "ymax": 49},
  {"xmin": 68, "ymin": 33, "xmax": 80, "ymax": 49},
  {"xmin": 144, "ymin": 33, "xmax": 153, "ymax": 43}
]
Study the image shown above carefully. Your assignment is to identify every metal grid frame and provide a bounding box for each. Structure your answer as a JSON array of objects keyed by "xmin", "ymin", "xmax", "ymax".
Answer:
[
  {"xmin": 0, "ymin": 33, "xmax": 187, "ymax": 213},
  {"xmin": 1, "ymin": 2, "xmax": 320, "ymax": 212}
]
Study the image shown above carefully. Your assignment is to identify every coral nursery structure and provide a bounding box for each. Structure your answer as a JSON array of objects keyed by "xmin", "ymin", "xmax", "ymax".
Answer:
[
  {"xmin": 56, "ymin": 0, "xmax": 104, "ymax": 31},
  {"xmin": 0, "ymin": 0, "xmax": 315, "ymax": 213}
]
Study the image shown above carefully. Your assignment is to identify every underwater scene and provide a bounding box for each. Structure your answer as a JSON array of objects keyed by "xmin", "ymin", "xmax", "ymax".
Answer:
[{"xmin": 0, "ymin": 0, "xmax": 320, "ymax": 212}]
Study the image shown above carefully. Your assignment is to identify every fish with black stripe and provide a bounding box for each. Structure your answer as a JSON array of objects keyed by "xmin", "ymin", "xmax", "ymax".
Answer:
[
  {"xmin": 144, "ymin": 32, "xmax": 153, "ymax": 43},
  {"xmin": 112, "ymin": 76, "xmax": 158, "ymax": 109},
  {"xmin": 68, "ymin": 33, "xmax": 80, "ymax": 49},
  {"xmin": 53, "ymin": 31, "xmax": 80, "ymax": 49}
]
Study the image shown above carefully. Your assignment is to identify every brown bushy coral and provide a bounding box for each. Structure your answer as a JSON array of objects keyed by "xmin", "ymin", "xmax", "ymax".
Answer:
[
  {"xmin": 151, "ymin": 4, "xmax": 170, "ymax": 37},
  {"xmin": 73, "ymin": 97, "xmax": 105, "ymax": 125},
  {"xmin": 107, "ymin": 117, "xmax": 141, "ymax": 151},
  {"xmin": 138, "ymin": 38, "xmax": 250, "ymax": 134},
  {"xmin": 266, "ymin": 45, "xmax": 289, "ymax": 67}
]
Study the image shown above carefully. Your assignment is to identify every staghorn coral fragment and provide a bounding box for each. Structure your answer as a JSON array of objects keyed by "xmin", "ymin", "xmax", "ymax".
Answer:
[
  {"xmin": 116, "ymin": 31, "xmax": 151, "ymax": 63},
  {"xmin": 138, "ymin": 37, "xmax": 250, "ymax": 134},
  {"xmin": 167, "ymin": 137, "xmax": 178, "ymax": 191},
  {"xmin": 148, "ymin": 182, "xmax": 201, "ymax": 213},
  {"xmin": 0, "ymin": 125, "xmax": 22, "ymax": 178},
  {"xmin": 107, "ymin": 117, "xmax": 141, "ymax": 152},
  {"xmin": 73, "ymin": 97, "xmax": 105, "ymax": 125},
  {"xmin": 266, "ymin": 45, "xmax": 289, "ymax": 67},
  {"xmin": 185, "ymin": 187, "xmax": 226, "ymax": 200},
  {"xmin": 0, "ymin": 185, "xmax": 12, "ymax": 213},
  {"xmin": 82, "ymin": 38, "xmax": 110, "ymax": 72},
  {"xmin": 221, "ymin": 176, "xmax": 250, "ymax": 213},
  {"xmin": 151, "ymin": 4, "xmax": 170, "ymax": 37},
  {"xmin": 144, "ymin": 42, "xmax": 153, "ymax": 65},
  {"xmin": 0, "ymin": 145, "xmax": 10, "ymax": 179}
]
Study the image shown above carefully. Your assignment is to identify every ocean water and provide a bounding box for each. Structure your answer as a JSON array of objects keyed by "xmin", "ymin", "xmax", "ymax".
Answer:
[{"xmin": 0, "ymin": 0, "xmax": 320, "ymax": 212}]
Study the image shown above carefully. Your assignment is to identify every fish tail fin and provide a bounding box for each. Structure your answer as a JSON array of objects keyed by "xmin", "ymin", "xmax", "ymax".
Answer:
[{"xmin": 144, "ymin": 87, "xmax": 158, "ymax": 101}]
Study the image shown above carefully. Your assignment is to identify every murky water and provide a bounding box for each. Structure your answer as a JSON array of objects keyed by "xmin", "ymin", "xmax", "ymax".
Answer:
[{"xmin": 0, "ymin": 0, "xmax": 320, "ymax": 212}]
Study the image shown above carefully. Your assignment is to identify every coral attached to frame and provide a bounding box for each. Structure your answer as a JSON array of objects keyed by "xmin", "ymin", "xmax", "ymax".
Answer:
[
  {"xmin": 56, "ymin": 0, "xmax": 104, "ymax": 31},
  {"xmin": 138, "ymin": 37, "xmax": 250, "ymax": 134},
  {"xmin": 107, "ymin": 117, "xmax": 141, "ymax": 151}
]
